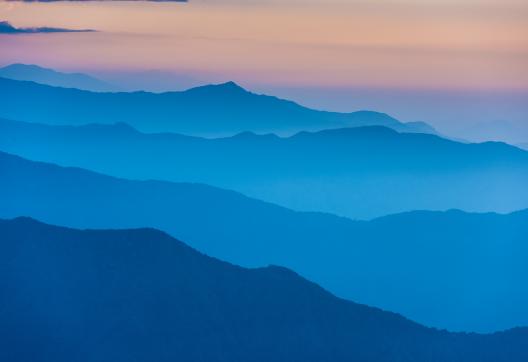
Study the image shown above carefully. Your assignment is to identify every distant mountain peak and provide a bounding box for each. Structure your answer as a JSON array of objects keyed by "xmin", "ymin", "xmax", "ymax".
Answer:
[
  {"xmin": 218, "ymin": 81, "xmax": 244, "ymax": 90},
  {"xmin": 2, "ymin": 63, "xmax": 80, "ymax": 78},
  {"xmin": 3, "ymin": 63, "xmax": 43, "ymax": 71},
  {"xmin": 0, "ymin": 63, "xmax": 116, "ymax": 92},
  {"xmin": 186, "ymin": 80, "xmax": 248, "ymax": 95},
  {"xmin": 346, "ymin": 110, "xmax": 401, "ymax": 126}
]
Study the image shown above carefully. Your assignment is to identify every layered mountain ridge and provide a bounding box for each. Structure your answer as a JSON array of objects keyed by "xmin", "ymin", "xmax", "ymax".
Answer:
[
  {"xmin": 1, "ymin": 150, "xmax": 527, "ymax": 332},
  {"xmin": 0, "ymin": 64, "xmax": 116, "ymax": 92},
  {"xmin": 1, "ymin": 117, "xmax": 526, "ymax": 219},
  {"xmin": 0, "ymin": 74, "xmax": 435, "ymax": 136},
  {"xmin": 1, "ymin": 216, "xmax": 528, "ymax": 362}
]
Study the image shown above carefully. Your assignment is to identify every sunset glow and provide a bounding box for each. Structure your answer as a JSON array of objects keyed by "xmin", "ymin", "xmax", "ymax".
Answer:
[{"xmin": 1, "ymin": 0, "xmax": 527, "ymax": 91}]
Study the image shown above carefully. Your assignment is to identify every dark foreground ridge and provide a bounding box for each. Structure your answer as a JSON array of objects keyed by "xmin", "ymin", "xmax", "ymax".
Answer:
[{"xmin": 1, "ymin": 217, "xmax": 527, "ymax": 362}]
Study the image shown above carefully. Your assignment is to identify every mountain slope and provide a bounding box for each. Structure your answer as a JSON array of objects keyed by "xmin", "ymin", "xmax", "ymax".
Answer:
[
  {"xmin": 1, "ymin": 118, "xmax": 527, "ymax": 219},
  {"xmin": 1, "ymin": 150, "xmax": 527, "ymax": 332},
  {"xmin": 0, "ymin": 76, "xmax": 433, "ymax": 136},
  {"xmin": 1, "ymin": 217, "xmax": 528, "ymax": 362},
  {"xmin": 517, "ymin": 142, "xmax": 528, "ymax": 151},
  {"xmin": 0, "ymin": 64, "xmax": 116, "ymax": 92}
]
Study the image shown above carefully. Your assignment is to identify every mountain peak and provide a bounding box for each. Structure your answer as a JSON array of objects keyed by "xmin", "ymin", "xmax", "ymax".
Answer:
[
  {"xmin": 187, "ymin": 81, "xmax": 248, "ymax": 95},
  {"xmin": 209, "ymin": 81, "xmax": 248, "ymax": 94},
  {"xmin": 217, "ymin": 81, "xmax": 244, "ymax": 90},
  {"xmin": 1, "ymin": 63, "xmax": 60, "ymax": 76},
  {"xmin": 0, "ymin": 63, "xmax": 115, "ymax": 92},
  {"xmin": 2, "ymin": 63, "xmax": 46, "ymax": 71}
]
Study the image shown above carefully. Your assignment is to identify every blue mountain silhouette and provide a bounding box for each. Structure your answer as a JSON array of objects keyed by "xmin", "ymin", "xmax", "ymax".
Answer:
[
  {"xmin": 1, "ymin": 118, "xmax": 527, "ymax": 219},
  {"xmin": 1, "ymin": 150, "xmax": 527, "ymax": 333},
  {"xmin": 0, "ymin": 75, "xmax": 435, "ymax": 136},
  {"xmin": 3, "ymin": 217, "xmax": 528, "ymax": 362},
  {"xmin": 0, "ymin": 64, "xmax": 117, "ymax": 92}
]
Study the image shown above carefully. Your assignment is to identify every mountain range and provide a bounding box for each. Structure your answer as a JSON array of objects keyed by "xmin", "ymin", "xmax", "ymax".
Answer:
[
  {"xmin": 1, "ymin": 150, "xmax": 527, "ymax": 333},
  {"xmin": 3, "ymin": 217, "xmax": 528, "ymax": 362},
  {"xmin": 0, "ymin": 64, "xmax": 115, "ymax": 92},
  {"xmin": 1, "ymin": 118, "xmax": 527, "ymax": 219},
  {"xmin": 0, "ymin": 74, "xmax": 435, "ymax": 136}
]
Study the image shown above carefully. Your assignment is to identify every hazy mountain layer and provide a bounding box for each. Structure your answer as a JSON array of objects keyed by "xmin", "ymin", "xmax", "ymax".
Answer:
[
  {"xmin": 0, "ymin": 64, "xmax": 115, "ymax": 92},
  {"xmin": 0, "ymin": 76, "xmax": 434, "ymax": 136},
  {"xmin": 1, "ymin": 118, "xmax": 527, "ymax": 219},
  {"xmin": 1, "ymin": 151, "xmax": 527, "ymax": 332}
]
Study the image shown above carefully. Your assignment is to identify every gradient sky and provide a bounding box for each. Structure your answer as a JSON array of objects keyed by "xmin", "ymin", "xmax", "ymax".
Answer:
[{"xmin": 0, "ymin": 0, "xmax": 527, "ymax": 137}]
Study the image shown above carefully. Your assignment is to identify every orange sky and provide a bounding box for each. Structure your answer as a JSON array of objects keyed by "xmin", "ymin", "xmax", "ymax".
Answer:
[{"xmin": 0, "ymin": 0, "xmax": 527, "ymax": 90}]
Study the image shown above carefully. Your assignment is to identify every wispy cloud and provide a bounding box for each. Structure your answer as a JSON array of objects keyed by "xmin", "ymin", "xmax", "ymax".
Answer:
[
  {"xmin": 7, "ymin": 0, "xmax": 188, "ymax": 2},
  {"xmin": 0, "ymin": 20, "xmax": 96, "ymax": 34}
]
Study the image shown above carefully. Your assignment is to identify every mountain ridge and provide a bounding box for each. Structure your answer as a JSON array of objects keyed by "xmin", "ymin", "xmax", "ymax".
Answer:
[
  {"xmin": 0, "ymin": 74, "xmax": 436, "ymax": 136},
  {"xmin": 2, "ymin": 216, "xmax": 528, "ymax": 362},
  {"xmin": 1, "ymin": 150, "xmax": 527, "ymax": 332},
  {"xmin": 1, "ymin": 117, "xmax": 527, "ymax": 219},
  {"xmin": 0, "ymin": 63, "xmax": 116, "ymax": 92}
]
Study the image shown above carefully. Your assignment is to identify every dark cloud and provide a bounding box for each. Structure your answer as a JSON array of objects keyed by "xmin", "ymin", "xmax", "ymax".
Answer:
[{"xmin": 0, "ymin": 21, "xmax": 96, "ymax": 34}]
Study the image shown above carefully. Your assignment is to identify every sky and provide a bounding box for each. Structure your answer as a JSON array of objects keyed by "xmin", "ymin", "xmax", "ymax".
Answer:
[{"xmin": 0, "ymin": 0, "xmax": 527, "ymax": 139}]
